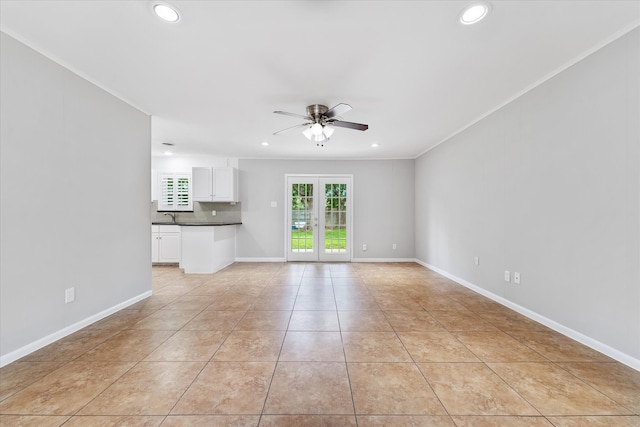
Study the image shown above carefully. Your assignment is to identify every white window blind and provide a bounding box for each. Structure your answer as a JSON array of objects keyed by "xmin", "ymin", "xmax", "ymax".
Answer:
[
  {"xmin": 176, "ymin": 177, "xmax": 190, "ymax": 209},
  {"xmin": 158, "ymin": 173, "xmax": 192, "ymax": 211}
]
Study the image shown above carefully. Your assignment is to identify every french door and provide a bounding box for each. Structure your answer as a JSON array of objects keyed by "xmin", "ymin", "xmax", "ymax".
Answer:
[{"xmin": 286, "ymin": 175, "xmax": 352, "ymax": 262}]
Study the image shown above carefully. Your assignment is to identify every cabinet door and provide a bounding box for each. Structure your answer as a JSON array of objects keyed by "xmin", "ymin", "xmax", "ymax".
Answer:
[
  {"xmin": 212, "ymin": 167, "xmax": 237, "ymax": 202},
  {"xmin": 192, "ymin": 167, "xmax": 213, "ymax": 201},
  {"xmin": 158, "ymin": 232, "xmax": 181, "ymax": 263}
]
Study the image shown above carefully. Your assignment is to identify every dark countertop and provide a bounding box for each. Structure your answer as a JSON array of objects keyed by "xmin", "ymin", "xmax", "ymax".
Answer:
[{"xmin": 152, "ymin": 222, "xmax": 242, "ymax": 226}]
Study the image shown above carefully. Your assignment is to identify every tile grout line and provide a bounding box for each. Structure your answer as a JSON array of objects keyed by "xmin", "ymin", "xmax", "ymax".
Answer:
[
  {"xmin": 257, "ymin": 265, "xmax": 303, "ymax": 423},
  {"xmin": 382, "ymin": 294, "xmax": 453, "ymax": 422},
  {"xmin": 49, "ymin": 290, "xmax": 188, "ymax": 420},
  {"xmin": 74, "ymin": 274, "xmax": 213, "ymax": 421},
  {"xmin": 492, "ymin": 329, "xmax": 638, "ymax": 414},
  {"xmin": 333, "ymin": 271, "xmax": 360, "ymax": 424}
]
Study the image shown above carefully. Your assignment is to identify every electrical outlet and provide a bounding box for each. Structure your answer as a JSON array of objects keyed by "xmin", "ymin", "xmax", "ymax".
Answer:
[
  {"xmin": 474, "ymin": 256, "xmax": 479, "ymax": 266},
  {"xmin": 211, "ymin": 210, "xmax": 217, "ymax": 216},
  {"xmin": 514, "ymin": 272, "xmax": 521, "ymax": 284},
  {"xmin": 392, "ymin": 243, "xmax": 397, "ymax": 250},
  {"xmin": 270, "ymin": 201, "xmax": 277, "ymax": 208},
  {"xmin": 504, "ymin": 270, "xmax": 511, "ymax": 282},
  {"xmin": 65, "ymin": 287, "xmax": 75, "ymax": 304},
  {"xmin": 362, "ymin": 244, "xmax": 367, "ymax": 251}
]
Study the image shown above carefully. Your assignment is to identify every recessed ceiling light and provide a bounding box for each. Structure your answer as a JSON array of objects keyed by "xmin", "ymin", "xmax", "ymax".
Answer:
[
  {"xmin": 460, "ymin": 2, "xmax": 491, "ymax": 25},
  {"xmin": 261, "ymin": 142, "xmax": 269, "ymax": 146},
  {"xmin": 152, "ymin": 2, "xmax": 181, "ymax": 23},
  {"xmin": 371, "ymin": 143, "xmax": 379, "ymax": 148},
  {"xmin": 163, "ymin": 151, "xmax": 173, "ymax": 156}
]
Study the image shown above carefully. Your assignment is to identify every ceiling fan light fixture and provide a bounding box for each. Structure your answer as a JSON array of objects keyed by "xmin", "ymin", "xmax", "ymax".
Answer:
[
  {"xmin": 311, "ymin": 122, "xmax": 323, "ymax": 136},
  {"xmin": 460, "ymin": 2, "xmax": 491, "ymax": 25},
  {"xmin": 302, "ymin": 127, "xmax": 314, "ymax": 140},
  {"xmin": 323, "ymin": 124, "xmax": 335, "ymax": 138}
]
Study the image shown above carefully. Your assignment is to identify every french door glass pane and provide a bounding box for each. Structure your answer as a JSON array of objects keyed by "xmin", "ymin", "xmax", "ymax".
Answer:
[
  {"xmin": 291, "ymin": 183, "xmax": 314, "ymax": 253},
  {"xmin": 324, "ymin": 183, "xmax": 347, "ymax": 253}
]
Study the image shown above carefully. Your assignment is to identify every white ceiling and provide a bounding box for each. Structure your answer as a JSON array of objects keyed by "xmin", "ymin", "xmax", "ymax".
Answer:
[{"xmin": 1, "ymin": 1, "xmax": 638, "ymax": 160}]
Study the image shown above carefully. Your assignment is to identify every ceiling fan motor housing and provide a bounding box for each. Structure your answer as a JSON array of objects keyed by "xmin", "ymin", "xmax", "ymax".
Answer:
[{"xmin": 306, "ymin": 104, "xmax": 329, "ymax": 123}]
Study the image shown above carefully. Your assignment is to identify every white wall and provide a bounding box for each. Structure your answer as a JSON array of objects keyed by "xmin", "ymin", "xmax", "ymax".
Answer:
[
  {"xmin": 415, "ymin": 28, "xmax": 639, "ymax": 366},
  {"xmin": 237, "ymin": 159, "xmax": 415, "ymax": 260},
  {"xmin": 0, "ymin": 33, "xmax": 152, "ymax": 364},
  {"xmin": 151, "ymin": 154, "xmax": 236, "ymax": 172}
]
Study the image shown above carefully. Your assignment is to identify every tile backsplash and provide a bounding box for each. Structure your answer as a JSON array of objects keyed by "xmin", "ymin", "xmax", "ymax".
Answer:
[{"xmin": 151, "ymin": 201, "xmax": 242, "ymax": 224}]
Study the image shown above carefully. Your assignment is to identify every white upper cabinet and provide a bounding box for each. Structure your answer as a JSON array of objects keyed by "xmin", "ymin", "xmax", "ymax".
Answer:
[
  {"xmin": 192, "ymin": 167, "xmax": 213, "ymax": 201},
  {"xmin": 213, "ymin": 167, "xmax": 237, "ymax": 201},
  {"xmin": 158, "ymin": 172, "xmax": 192, "ymax": 211},
  {"xmin": 192, "ymin": 167, "xmax": 238, "ymax": 202}
]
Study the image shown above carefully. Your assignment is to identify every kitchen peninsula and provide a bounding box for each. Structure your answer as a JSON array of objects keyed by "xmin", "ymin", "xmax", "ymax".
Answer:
[{"xmin": 152, "ymin": 221, "xmax": 241, "ymax": 274}]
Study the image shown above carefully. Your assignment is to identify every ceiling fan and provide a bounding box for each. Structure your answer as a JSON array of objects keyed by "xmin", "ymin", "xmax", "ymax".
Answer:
[{"xmin": 273, "ymin": 103, "xmax": 368, "ymax": 146}]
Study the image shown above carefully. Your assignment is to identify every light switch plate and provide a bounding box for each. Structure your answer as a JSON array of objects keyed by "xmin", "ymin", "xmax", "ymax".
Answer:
[{"xmin": 504, "ymin": 270, "xmax": 511, "ymax": 282}]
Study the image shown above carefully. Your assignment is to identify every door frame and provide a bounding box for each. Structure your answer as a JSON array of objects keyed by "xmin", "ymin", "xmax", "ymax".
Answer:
[{"xmin": 284, "ymin": 174, "xmax": 353, "ymax": 262}]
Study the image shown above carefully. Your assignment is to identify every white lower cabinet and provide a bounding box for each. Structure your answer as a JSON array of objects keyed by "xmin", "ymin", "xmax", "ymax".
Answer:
[{"xmin": 151, "ymin": 225, "xmax": 181, "ymax": 263}]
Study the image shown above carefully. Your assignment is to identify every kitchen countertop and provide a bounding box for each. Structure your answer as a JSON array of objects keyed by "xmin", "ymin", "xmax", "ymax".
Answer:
[{"xmin": 152, "ymin": 222, "xmax": 242, "ymax": 226}]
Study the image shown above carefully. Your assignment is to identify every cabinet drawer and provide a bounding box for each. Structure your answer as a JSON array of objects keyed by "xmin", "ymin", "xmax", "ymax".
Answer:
[{"xmin": 159, "ymin": 225, "xmax": 181, "ymax": 233}]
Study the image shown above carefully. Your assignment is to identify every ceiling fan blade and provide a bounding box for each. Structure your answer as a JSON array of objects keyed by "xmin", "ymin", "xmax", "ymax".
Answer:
[
  {"xmin": 273, "ymin": 123, "xmax": 310, "ymax": 136},
  {"xmin": 325, "ymin": 103, "xmax": 352, "ymax": 119},
  {"xmin": 273, "ymin": 110, "xmax": 311, "ymax": 120},
  {"xmin": 330, "ymin": 120, "xmax": 368, "ymax": 131}
]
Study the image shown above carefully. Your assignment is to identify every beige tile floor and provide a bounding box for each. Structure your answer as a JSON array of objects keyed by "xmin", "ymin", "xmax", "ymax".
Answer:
[{"xmin": 1, "ymin": 262, "xmax": 639, "ymax": 426}]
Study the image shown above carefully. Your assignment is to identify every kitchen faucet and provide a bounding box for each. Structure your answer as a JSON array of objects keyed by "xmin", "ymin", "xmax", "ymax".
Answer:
[{"xmin": 163, "ymin": 212, "xmax": 176, "ymax": 223}]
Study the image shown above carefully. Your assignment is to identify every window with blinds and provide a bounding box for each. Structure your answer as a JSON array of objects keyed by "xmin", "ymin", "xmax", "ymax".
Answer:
[
  {"xmin": 158, "ymin": 173, "xmax": 192, "ymax": 211},
  {"xmin": 176, "ymin": 177, "xmax": 191, "ymax": 209}
]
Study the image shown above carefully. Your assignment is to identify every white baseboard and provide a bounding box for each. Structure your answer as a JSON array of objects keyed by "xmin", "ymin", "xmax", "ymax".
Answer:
[
  {"xmin": 236, "ymin": 257, "xmax": 417, "ymax": 262},
  {"xmin": 235, "ymin": 257, "xmax": 286, "ymax": 263},
  {"xmin": 235, "ymin": 257, "xmax": 419, "ymax": 263},
  {"xmin": 0, "ymin": 290, "xmax": 153, "ymax": 368},
  {"xmin": 416, "ymin": 260, "xmax": 640, "ymax": 371}
]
